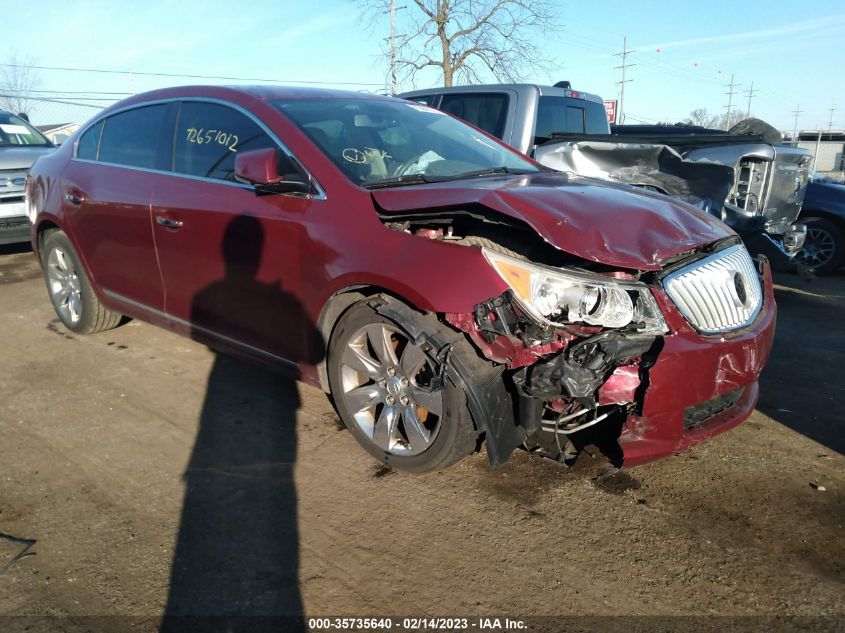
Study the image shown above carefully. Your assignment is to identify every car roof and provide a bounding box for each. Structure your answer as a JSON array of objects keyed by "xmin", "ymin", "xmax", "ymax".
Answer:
[
  {"xmin": 399, "ymin": 83, "xmax": 604, "ymax": 104},
  {"xmin": 116, "ymin": 84, "xmax": 391, "ymax": 105}
]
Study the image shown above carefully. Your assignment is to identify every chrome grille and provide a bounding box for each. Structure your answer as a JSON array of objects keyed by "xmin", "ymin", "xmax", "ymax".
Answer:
[{"xmin": 663, "ymin": 245, "xmax": 762, "ymax": 334}]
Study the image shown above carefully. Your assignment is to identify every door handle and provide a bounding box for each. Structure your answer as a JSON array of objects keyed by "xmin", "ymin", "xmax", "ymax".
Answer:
[
  {"xmin": 156, "ymin": 215, "xmax": 183, "ymax": 229},
  {"xmin": 65, "ymin": 192, "xmax": 85, "ymax": 205}
]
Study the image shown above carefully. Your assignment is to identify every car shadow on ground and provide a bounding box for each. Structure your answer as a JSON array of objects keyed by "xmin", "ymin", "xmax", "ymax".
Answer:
[
  {"xmin": 756, "ymin": 270, "xmax": 845, "ymax": 456},
  {"xmin": 161, "ymin": 215, "xmax": 324, "ymax": 633}
]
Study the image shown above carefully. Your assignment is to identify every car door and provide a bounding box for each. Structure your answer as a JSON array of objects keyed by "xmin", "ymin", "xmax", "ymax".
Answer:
[
  {"xmin": 150, "ymin": 100, "xmax": 316, "ymax": 365},
  {"xmin": 62, "ymin": 104, "xmax": 174, "ymax": 310}
]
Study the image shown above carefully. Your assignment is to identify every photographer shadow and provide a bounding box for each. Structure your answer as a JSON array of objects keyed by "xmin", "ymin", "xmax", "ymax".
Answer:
[{"xmin": 162, "ymin": 214, "xmax": 324, "ymax": 632}]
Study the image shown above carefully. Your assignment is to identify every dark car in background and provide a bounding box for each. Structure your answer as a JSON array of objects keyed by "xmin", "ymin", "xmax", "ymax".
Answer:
[
  {"xmin": 796, "ymin": 177, "xmax": 845, "ymax": 274},
  {"xmin": 26, "ymin": 86, "xmax": 775, "ymax": 474}
]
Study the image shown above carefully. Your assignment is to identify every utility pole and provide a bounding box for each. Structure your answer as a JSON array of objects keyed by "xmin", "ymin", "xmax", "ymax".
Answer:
[
  {"xmin": 791, "ymin": 105, "xmax": 803, "ymax": 146},
  {"xmin": 384, "ymin": 0, "xmax": 405, "ymax": 95},
  {"xmin": 744, "ymin": 81, "xmax": 758, "ymax": 118},
  {"xmin": 613, "ymin": 36, "xmax": 635, "ymax": 124},
  {"xmin": 723, "ymin": 74, "xmax": 740, "ymax": 129},
  {"xmin": 828, "ymin": 101, "xmax": 837, "ymax": 131}
]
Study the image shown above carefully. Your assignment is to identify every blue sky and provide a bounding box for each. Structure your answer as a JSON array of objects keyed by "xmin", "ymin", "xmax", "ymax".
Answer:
[{"xmin": 2, "ymin": 0, "xmax": 843, "ymax": 133}]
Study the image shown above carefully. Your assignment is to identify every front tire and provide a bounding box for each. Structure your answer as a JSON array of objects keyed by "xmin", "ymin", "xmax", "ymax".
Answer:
[
  {"xmin": 327, "ymin": 300, "xmax": 481, "ymax": 473},
  {"xmin": 41, "ymin": 231, "xmax": 122, "ymax": 334}
]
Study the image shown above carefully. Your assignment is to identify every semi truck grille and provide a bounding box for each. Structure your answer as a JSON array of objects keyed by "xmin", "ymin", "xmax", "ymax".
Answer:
[{"xmin": 663, "ymin": 244, "xmax": 762, "ymax": 334}]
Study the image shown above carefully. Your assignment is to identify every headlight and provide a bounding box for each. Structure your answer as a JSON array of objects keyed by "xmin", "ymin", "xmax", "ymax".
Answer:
[{"xmin": 483, "ymin": 249, "xmax": 667, "ymax": 333}]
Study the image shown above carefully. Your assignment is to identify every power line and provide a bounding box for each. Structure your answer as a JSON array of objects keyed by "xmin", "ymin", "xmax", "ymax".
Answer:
[
  {"xmin": 791, "ymin": 105, "xmax": 803, "ymax": 143},
  {"xmin": 613, "ymin": 36, "xmax": 636, "ymax": 124},
  {"xmin": 0, "ymin": 63, "xmax": 383, "ymax": 87},
  {"xmin": 744, "ymin": 81, "xmax": 758, "ymax": 117},
  {"xmin": 0, "ymin": 93, "xmax": 108, "ymax": 109},
  {"xmin": 829, "ymin": 101, "xmax": 837, "ymax": 131},
  {"xmin": 383, "ymin": 0, "xmax": 406, "ymax": 96},
  {"xmin": 622, "ymin": 112, "xmax": 659, "ymax": 124},
  {"xmin": 723, "ymin": 73, "xmax": 740, "ymax": 129},
  {"xmin": 28, "ymin": 89, "xmax": 133, "ymax": 96}
]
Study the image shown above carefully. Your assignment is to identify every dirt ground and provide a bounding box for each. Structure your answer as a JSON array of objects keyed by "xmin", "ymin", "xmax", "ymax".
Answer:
[{"xmin": 0, "ymin": 243, "xmax": 842, "ymax": 632}]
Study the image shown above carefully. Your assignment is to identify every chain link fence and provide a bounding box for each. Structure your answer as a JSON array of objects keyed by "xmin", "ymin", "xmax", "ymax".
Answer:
[
  {"xmin": 1, "ymin": 94, "xmax": 115, "ymax": 143},
  {"xmin": 797, "ymin": 132, "xmax": 845, "ymax": 182}
]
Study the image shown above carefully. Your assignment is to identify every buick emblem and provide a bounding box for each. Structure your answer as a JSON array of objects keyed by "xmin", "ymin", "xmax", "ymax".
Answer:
[{"xmin": 733, "ymin": 272, "xmax": 748, "ymax": 306}]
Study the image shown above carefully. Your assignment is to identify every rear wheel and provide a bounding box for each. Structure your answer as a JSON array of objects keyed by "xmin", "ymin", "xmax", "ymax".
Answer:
[
  {"xmin": 797, "ymin": 217, "xmax": 844, "ymax": 275},
  {"xmin": 41, "ymin": 231, "xmax": 122, "ymax": 334},
  {"xmin": 327, "ymin": 300, "xmax": 482, "ymax": 473}
]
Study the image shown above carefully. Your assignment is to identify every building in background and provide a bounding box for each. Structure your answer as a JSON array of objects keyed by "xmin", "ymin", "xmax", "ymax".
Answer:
[{"xmin": 36, "ymin": 122, "xmax": 81, "ymax": 145}]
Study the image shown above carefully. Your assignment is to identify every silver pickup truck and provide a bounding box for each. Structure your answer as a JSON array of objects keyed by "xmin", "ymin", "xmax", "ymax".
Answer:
[
  {"xmin": 399, "ymin": 83, "xmax": 811, "ymax": 269},
  {"xmin": 0, "ymin": 110, "xmax": 56, "ymax": 245}
]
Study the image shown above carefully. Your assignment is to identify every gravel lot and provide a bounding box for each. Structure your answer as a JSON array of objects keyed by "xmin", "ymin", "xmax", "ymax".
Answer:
[{"xmin": 0, "ymin": 243, "xmax": 842, "ymax": 632}]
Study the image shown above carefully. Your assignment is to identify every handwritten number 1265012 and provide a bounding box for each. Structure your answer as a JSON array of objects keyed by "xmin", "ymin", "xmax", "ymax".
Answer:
[{"xmin": 185, "ymin": 128, "xmax": 239, "ymax": 152}]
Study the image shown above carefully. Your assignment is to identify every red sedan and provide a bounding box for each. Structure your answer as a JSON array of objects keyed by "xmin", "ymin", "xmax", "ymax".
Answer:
[{"xmin": 26, "ymin": 85, "xmax": 775, "ymax": 472}]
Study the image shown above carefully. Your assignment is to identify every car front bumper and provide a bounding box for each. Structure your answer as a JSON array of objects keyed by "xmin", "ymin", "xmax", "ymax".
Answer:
[
  {"xmin": 0, "ymin": 213, "xmax": 31, "ymax": 245},
  {"xmin": 619, "ymin": 259, "xmax": 777, "ymax": 466}
]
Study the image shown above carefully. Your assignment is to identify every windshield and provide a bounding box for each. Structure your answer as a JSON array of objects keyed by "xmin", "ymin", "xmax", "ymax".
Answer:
[
  {"xmin": 0, "ymin": 112, "xmax": 52, "ymax": 147},
  {"xmin": 271, "ymin": 97, "xmax": 539, "ymax": 187}
]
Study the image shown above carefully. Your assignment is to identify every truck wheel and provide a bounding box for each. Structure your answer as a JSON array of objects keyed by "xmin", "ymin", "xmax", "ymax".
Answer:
[
  {"xmin": 796, "ymin": 218, "xmax": 845, "ymax": 275},
  {"xmin": 327, "ymin": 301, "xmax": 482, "ymax": 473},
  {"xmin": 41, "ymin": 231, "xmax": 122, "ymax": 334},
  {"xmin": 797, "ymin": 217, "xmax": 844, "ymax": 275}
]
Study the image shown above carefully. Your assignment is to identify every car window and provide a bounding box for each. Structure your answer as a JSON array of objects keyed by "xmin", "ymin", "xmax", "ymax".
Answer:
[
  {"xmin": 0, "ymin": 112, "xmax": 53, "ymax": 147},
  {"xmin": 405, "ymin": 95, "xmax": 439, "ymax": 107},
  {"xmin": 438, "ymin": 93, "xmax": 508, "ymax": 139},
  {"xmin": 174, "ymin": 102, "xmax": 277, "ymax": 181},
  {"xmin": 98, "ymin": 105, "xmax": 172, "ymax": 169},
  {"xmin": 77, "ymin": 120, "xmax": 103, "ymax": 160},
  {"xmin": 534, "ymin": 96, "xmax": 610, "ymax": 144}
]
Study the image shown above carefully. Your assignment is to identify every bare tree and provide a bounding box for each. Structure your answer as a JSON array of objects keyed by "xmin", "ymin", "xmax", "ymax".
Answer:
[
  {"xmin": 684, "ymin": 108, "xmax": 720, "ymax": 128},
  {"xmin": 719, "ymin": 109, "xmax": 747, "ymax": 130},
  {"xmin": 0, "ymin": 53, "xmax": 40, "ymax": 116},
  {"xmin": 685, "ymin": 107, "xmax": 749, "ymax": 130},
  {"xmin": 360, "ymin": 0, "xmax": 557, "ymax": 89}
]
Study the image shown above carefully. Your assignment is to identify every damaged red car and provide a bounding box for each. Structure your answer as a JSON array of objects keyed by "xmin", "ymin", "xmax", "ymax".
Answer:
[{"xmin": 26, "ymin": 86, "xmax": 776, "ymax": 473}]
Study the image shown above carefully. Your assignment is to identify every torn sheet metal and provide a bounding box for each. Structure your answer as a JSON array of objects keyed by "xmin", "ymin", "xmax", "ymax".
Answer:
[
  {"xmin": 598, "ymin": 365, "xmax": 641, "ymax": 406},
  {"xmin": 533, "ymin": 141, "xmax": 734, "ymax": 216},
  {"xmin": 535, "ymin": 120, "xmax": 811, "ymax": 245}
]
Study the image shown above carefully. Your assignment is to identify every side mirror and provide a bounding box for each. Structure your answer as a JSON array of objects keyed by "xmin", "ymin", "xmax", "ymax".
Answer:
[{"xmin": 234, "ymin": 148, "xmax": 312, "ymax": 195}]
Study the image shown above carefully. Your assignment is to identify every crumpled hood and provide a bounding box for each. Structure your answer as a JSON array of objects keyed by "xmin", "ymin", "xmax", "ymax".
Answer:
[
  {"xmin": 0, "ymin": 146, "xmax": 55, "ymax": 171},
  {"xmin": 371, "ymin": 171, "xmax": 734, "ymax": 270}
]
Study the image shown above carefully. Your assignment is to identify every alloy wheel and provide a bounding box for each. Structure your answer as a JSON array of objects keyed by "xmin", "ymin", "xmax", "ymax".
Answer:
[
  {"xmin": 797, "ymin": 226, "xmax": 836, "ymax": 269},
  {"xmin": 338, "ymin": 323, "xmax": 443, "ymax": 456},
  {"xmin": 46, "ymin": 247, "xmax": 82, "ymax": 324}
]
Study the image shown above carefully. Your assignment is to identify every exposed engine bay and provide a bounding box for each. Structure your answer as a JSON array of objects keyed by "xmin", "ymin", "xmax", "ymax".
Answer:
[{"xmin": 446, "ymin": 292, "xmax": 660, "ymax": 470}]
